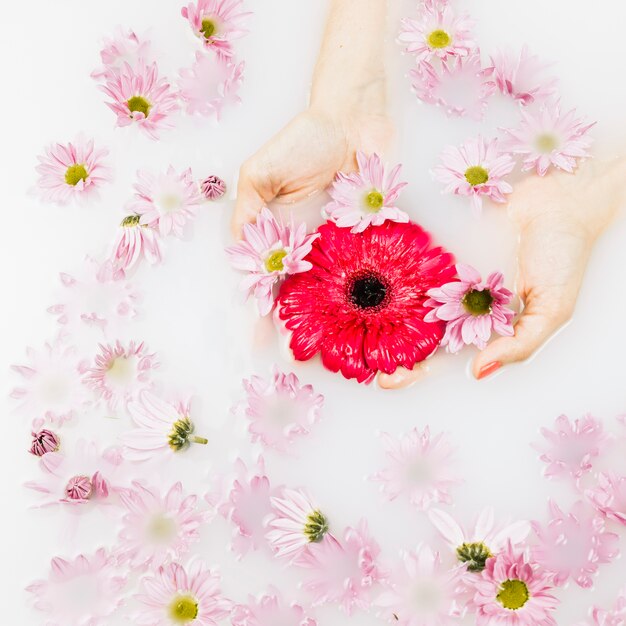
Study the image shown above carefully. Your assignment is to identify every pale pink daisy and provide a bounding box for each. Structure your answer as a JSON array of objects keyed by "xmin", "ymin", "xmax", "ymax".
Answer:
[
  {"xmin": 116, "ymin": 481, "xmax": 211, "ymax": 570},
  {"xmin": 376, "ymin": 544, "xmax": 466, "ymax": 626},
  {"xmin": 92, "ymin": 27, "xmax": 154, "ymax": 81},
  {"xmin": 232, "ymin": 588, "xmax": 317, "ymax": 626},
  {"xmin": 200, "ymin": 175, "xmax": 226, "ymax": 200},
  {"xmin": 10, "ymin": 338, "xmax": 90, "ymax": 425},
  {"xmin": 431, "ymin": 136, "xmax": 514, "ymax": 214},
  {"xmin": 487, "ymin": 46, "xmax": 558, "ymax": 105},
  {"xmin": 225, "ymin": 207, "xmax": 318, "ymax": 315},
  {"xmin": 371, "ymin": 426, "xmax": 460, "ymax": 510},
  {"xmin": 35, "ymin": 137, "xmax": 111, "ymax": 205},
  {"xmin": 429, "ymin": 507, "xmax": 530, "ymax": 572},
  {"xmin": 238, "ymin": 368, "xmax": 324, "ymax": 454},
  {"xmin": 532, "ymin": 413, "xmax": 609, "ymax": 483},
  {"xmin": 467, "ymin": 543, "xmax": 559, "ymax": 626},
  {"xmin": 586, "ymin": 472, "xmax": 626, "ymax": 526},
  {"xmin": 424, "ymin": 264, "xmax": 515, "ymax": 353},
  {"xmin": 531, "ymin": 500, "xmax": 619, "ymax": 588},
  {"xmin": 398, "ymin": 4, "xmax": 475, "ymax": 61},
  {"xmin": 323, "ymin": 151, "xmax": 409, "ymax": 233},
  {"xmin": 83, "ymin": 340, "xmax": 158, "ymax": 411},
  {"xmin": 178, "ymin": 52, "xmax": 244, "ymax": 118},
  {"xmin": 581, "ymin": 586, "xmax": 626, "ymax": 626},
  {"xmin": 122, "ymin": 390, "xmax": 208, "ymax": 461},
  {"xmin": 29, "ymin": 426, "xmax": 61, "ymax": 456},
  {"xmin": 134, "ymin": 561, "xmax": 231, "ymax": 625},
  {"xmin": 128, "ymin": 166, "xmax": 203, "ymax": 238},
  {"xmin": 181, "ymin": 0, "xmax": 251, "ymax": 58},
  {"xmin": 27, "ymin": 548, "xmax": 126, "ymax": 626},
  {"xmin": 410, "ymin": 54, "xmax": 495, "ymax": 120},
  {"xmin": 500, "ymin": 101, "xmax": 595, "ymax": 176},
  {"xmin": 296, "ymin": 520, "xmax": 386, "ymax": 615},
  {"xmin": 266, "ymin": 487, "xmax": 331, "ymax": 560},
  {"xmin": 108, "ymin": 214, "xmax": 163, "ymax": 276},
  {"xmin": 100, "ymin": 62, "xmax": 179, "ymax": 139}
]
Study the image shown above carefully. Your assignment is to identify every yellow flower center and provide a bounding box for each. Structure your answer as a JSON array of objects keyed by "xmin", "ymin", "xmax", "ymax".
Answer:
[
  {"xmin": 535, "ymin": 133, "xmax": 558, "ymax": 153},
  {"xmin": 456, "ymin": 542, "xmax": 493, "ymax": 572},
  {"xmin": 65, "ymin": 164, "xmax": 89, "ymax": 186},
  {"xmin": 497, "ymin": 579, "xmax": 529, "ymax": 610},
  {"xmin": 169, "ymin": 595, "xmax": 199, "ymax": 623},
  {"xmin": 121, "ymin": 214, "xmax": 142, "ymax": 227},
  {"xmin": 148, "ymin": 514, "xmax": 177, "ymax": 543},
  {"xmin": 428, "ymin": 29, "xmax": 452, "ymax": 49},
  {"xmin": 464, "ymin": 166, "xmax": 489, "ymax": 186},
  {"xmin": 168, "ymin": 417, "xmax": 208, "ymax": 451},
  {"xmin": 462, "ymin": 289, "xmax": 493, "ymax": 316},
  {"xmin": 127, "ymin": 95, "xmax": 151, "ymax": 118},
  {"xmin": 264, "ymin": 249, "xmax": 288, "ymax": 273},
  {"xmin": 201, "ymin": 18, "xmax": 216, "ymax": 39},
  {"xmin": 304, "ymin": 510, "xmax": 329, "ymax": 543},
  {"xmin": 365, "ymin": 190, "xmax": 385, "ymax": 212}
]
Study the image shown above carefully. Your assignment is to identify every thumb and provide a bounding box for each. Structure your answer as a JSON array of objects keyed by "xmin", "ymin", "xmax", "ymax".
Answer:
[{"xmin": 231, "ymin": 160, "xmax": 276, "ymax": 239}]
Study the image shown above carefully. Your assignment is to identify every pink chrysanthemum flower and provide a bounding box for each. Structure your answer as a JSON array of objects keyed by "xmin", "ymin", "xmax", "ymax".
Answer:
[
  {"xmin": 581, "ymin": 586, "xmax": 626, "ymax": 626},
  {"xmin": 35, "ymin": 137, "xmax": 111, "ymax": 205},
  {"xmin": 323, "ymin": 151, "xmax": 409, "ymax": 233},
  {"xmin": 266, "ymin": 488, "xmax": 331, "ymax": 560},
  {"xmin": 134, "ymin": 561, "xmax": 231, "ymax": 625},
  {"xmin": 371, "ymin": 426, "xmax": 460, "ymax": 510},
  {"xmin": 27, "ymin": 548, "xmax": 126, "ymax": 626},
  {"xmin": 429, "ymin": 507, "xmax": 530, "ymax": 572},
  {"xmin": 84, "ymin": 340, "xmax": 158, "ymax": 411},
  {"xmin": 487, "ymin": 46, "xmax": 558, "ymax": 105},
  {"xmin": 376, "ymin": 544, "xmax": 466, "ymax": 626},
  {"xmin": 10, "ymin": 338, "xmax": 90, "ymax": 425},
  {"xmin": 29, "ymin": 427, "xmax": 61, "ymax": 456},
  {"xmin": 500, "ymin": 101, "xmax": 595, "ymax": 176},
  {"xmin": 296, "ymin": 520, "xmax": 386, "ymax": 615},
  {"xmin": 398, "ymin": 4, "xmax": 475, "ymax": 61},
  {"xmin": 531, "ymin": 500, "xmax": 619, "ymax": 589},
  {"xmin": 128, "ymin": 167, "xmax": 203, "ymax": 238},
  {"xmin": 232, "ymin": 588, "xmax": 317, "ymax": 626},
  {"xmin": 586, "ymin": 472, "xmax": 626, "ymax": 526},
  {"xmin": 201, "ymin": 175, "xmax": 226, "ymax": 200},
  {"xmin": 100, "ymin": 62, "xmax": 179, "ymax": 139},
  {"xmin": 225, "ymin": 207, "xmax": 319, "ymax": 316},
  {"xmin": 122, "ymin": 390, "xmax": 208, "ymax": 461},
  {"xmin": 238, "ymin": 368, "xmax": 324, "ymax": 454},
  {"xmin": 117, "ymin": 481, "xmax": 211, "ymax": 570},
  {"xmin": 410, "ymin": 54, "xmax": 495, "ymax": 120},
  {"xmin": 92, "ymin": 27, "xmax": 154, "ymax": 81},
  {"xmin": 108, "ymin": 214, "xmax": 163, "ymax": 276},
  {"xmin": 181, "ymin": 0, "xmax": 251, "ymax": 58},
  {"xmin": 532, "ymin": 413, "xmax": 609, "ymax": 483},
  {"xmin": 424, "ymin": 264, "xmax": 515, "ymax": 353},
  {"xmin": 431, "ymin": 136, "xmax": 514, "ymax": 214},
  {"xmin": 48, "ymin": 257, "xmax": 138, "ymax": 334},
  {"xmin": 178, "ymin": 52, "xmax": 244, "ymax": 118},
  {"xmin": 468, "ymin": 543, "xmax": 559, "ymax": 626}
]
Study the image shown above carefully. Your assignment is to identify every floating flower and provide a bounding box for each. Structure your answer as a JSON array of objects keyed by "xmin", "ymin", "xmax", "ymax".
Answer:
[
  {"xmin": 134, "ymin": 561, "xmax": 231, "ymax": 625},
  {"xmin": 432, "ymin": 136, "xmax": 514, "ymax": 214},
  {"xmin": 532, "ymin": 413, "xmax": 608, "ymax": 483},
  {"xmin": 100, "ymin": 62, "xmax": 179, "ymax": 139},
  {"xmin": 581, "ymin": 586, "xmax": 626, "ymax": 626},
  {"xmin": 371, "ymin": 427, "xmax": 460, "ymax": 509},
  {"xmin": 201, "ymin": 175, "xmax": 226, "ymax": 200},
  {"xmin": 84, "ymin": 340, "xmax": 158, "ymax": 411},
  {"xmin": 27, "ymin": 548, "xmax": 126, "ymax": 626},
  {"xmin": 178, "ymin": 52, "xmax": 244, "ymax": 118},
  {"xmin": 376, "ymin": 544, "xmax": 465, "ymax": 626},
  {"xmin": 226, "ymin": 207, "xmax": 319, "ymax": 316},
  {"xmin": 181, "ymin": 0, "xmax": 251, "ymax": 57},
  {"xmin": 398, "ymin": 4, "xmax": 475, "ymax": 61},
  {"xmin": 500, "ymin": 101, "xmax": 595, "ymax": 176},
  {"xmin": 467, "ymin": 543, "xmax": 559, "ymax": 626},
  {"xmin": 10, "ymin": 338, "xmax": 90, "ymax": 425},
  {"xmin": 35, "ymin": 137, "xmax": 111, "ymax": 205},
  {"xmin": 232, "ymin": 588, "xmax": 317, "ymax": 626},
  {"xmin": 487, "ymin": 46, "xmax": 558, "ymax": 105},
  {"xmin": 428, "ymin": 507, "xmax": 530, "ymax": 572},
  {"xmin": 323, "ymin": 151, "xmax": 409, "ymax": 233},
  {"xmin": 122, "ymin": 391, "xmax": 208, "ymax": 461},
  {"xmin": 29, "ymin": 427, "xmax": 61, "ymax": 456},
  {"xmin": 586, "ymin": 472, "xmax": 626, "ymax": 526},
  {"xmin": 531, "ymin": 500, "xmax": 619, "ymax": 588},
  {"xmin": 116, "ymin": 481, "xmax": 210, "ymax": 570},
  {"xmin": 238, "ymin": 368, "xmax": 324, "ymax": 454},
  {"xmin": 277, "ymin": 220, "xmax": 456, "ymax": 383},
  {"xmin": 108, "ymin": 214, "xmax": 163, "ymax": 276},
  {"xmin": 424, "ymin": 264, "xmax": 515, "ymax": 353},
  {"xmin": 266, "ymin": 488, "xmax": 331, "ymax": 560},
  {"xmin": 128, "ymin": 167, "xmax": 203, "ymax": 238},
  {"xmin": 410, "ymin": 54, "xmax": 495, "ymax": 120},
  {"xmin": 92, "ymin": 27, "xmax": 153, "ymax": 80},
  {"xmin": 296, "ymin": 520, "xmax": 386, "ymax": 615}
]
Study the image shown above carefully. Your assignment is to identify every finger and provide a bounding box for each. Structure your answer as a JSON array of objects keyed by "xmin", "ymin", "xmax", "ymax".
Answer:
[
  {"xmin": 231, "ymin": 161, "xmax": 276, "ymax": 239},
  {"xmin": 378, "ymin": 363, "xmax": 430, "ymax": 390}
]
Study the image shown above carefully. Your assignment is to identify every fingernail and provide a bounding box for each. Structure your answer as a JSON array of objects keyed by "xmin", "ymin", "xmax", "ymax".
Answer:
[{"xmin": 477, "ymin": 361, "xmax": 501, "ymax": 380}]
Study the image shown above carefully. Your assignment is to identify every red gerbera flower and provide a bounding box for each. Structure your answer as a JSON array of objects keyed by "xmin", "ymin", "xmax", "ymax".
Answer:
[{"xmin": 277, "ymin": 221, "xmax": 456, "ymax": 383}]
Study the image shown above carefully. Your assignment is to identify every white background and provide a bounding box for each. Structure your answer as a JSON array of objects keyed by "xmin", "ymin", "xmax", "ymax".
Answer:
[{"xmin": 1, "ymin": 0, "xmax": 626, "ymax": 624}]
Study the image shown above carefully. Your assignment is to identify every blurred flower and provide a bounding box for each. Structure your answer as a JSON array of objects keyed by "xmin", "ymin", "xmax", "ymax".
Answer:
[
  {"xmin": 586, "ymin": 473, "xmax": 626, "ymax": 526},
  {"xmin": 92, "ymin": 27, "xmax": 153, "ymax": 80},
  {"xmin": 232, "ymin": 588, "xmax": 317, "ymax": 626},
  {"xmin": 580, "ymin": 586, "xmax": 626, "ymax": 626}
]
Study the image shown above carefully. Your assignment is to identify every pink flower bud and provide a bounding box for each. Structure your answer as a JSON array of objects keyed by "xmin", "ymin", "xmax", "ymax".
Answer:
[
  {"xmin": 201, "ymin": 175, "xmax": 226, "ymax": 200},
  {"xmin": 29, "ymin": 429, "xmax": 60, "ymax": 456},
  {"xmin": 64, "ymin": 475, "xmax": 93, "ymax": 501}
]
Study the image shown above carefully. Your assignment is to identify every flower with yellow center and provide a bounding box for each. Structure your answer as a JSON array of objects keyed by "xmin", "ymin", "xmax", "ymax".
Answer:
[
  {"xmin": 464, "ymin": 165, "xmax": 489, "ymax": 187},
  {"xmin": 169, "ymin": 594, "xmax": 199, "ymax": 623},
  {"xmin": 264, "ymin": 249, "xmax": 288, "ymax": 273},
  {"xmin": 462, "ymin": 288, "xmax": 493, "ymax": 316},
  {"xmin": 427, "ymin": 29, "xmax": 451, "ymax": 49},
  {"xmin": 201, "ymin": 18, "xmax": 217, "ymax": 40},
  {"xmin": 364, "ymin": 190, "xmax": 385, "ymax": 213},
  {"xmin": 456, "ymin": 541, "xmax": 493, "ymax": 572},
  {"xmin": 497, "ymin": 579, "xmax": 529, "ymax": 610},
  {"xmin": 65, "ymin": 164, "xmax": 89, "ymax": 187},
  {"xmin": 127, "ymin": 95, "xmax": 152, "ymax": 118},
  {"xmin": 535, "ymin": 133, "xmax": 559, "ymax": 154}
]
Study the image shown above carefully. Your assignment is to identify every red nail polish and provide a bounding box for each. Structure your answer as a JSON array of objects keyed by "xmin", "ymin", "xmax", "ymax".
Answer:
[{"xmin": 477, "ymin": 361, "xmax": 501, "ymax": 380}]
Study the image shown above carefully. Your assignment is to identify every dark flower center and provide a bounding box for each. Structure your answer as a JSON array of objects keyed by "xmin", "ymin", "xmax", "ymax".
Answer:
[
  {"xmin": 456, "ymin": 541, "xmax": 492, "ymax": 572},
  {"xmin": 462, "ymin": 289, "xmax": 493, "ymax": 315},
  {"xmin": 350, "ymin": 274, "xmax": 388, "ymax": 309}
]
